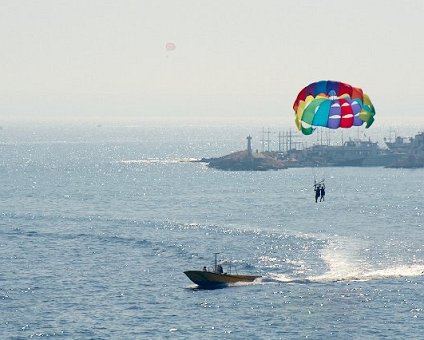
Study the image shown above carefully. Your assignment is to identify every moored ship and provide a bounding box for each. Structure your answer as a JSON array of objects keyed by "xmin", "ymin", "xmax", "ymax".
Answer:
[
  {"xmin": 280, "ymin": 138, "xmax": 396, "ymax": 167},
  {"xmin": 385, "ymin": 132, "xmax": 424, "ymax": 168}
]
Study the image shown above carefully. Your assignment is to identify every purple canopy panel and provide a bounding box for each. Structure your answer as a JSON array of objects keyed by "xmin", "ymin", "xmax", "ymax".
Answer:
[
  {"xmin": 350, "ymin": 100, "xmax": 364, "ymax": 126},
  {"xmin": 327, "ymin": 102, "xmax": 341, "ymax": 129}
]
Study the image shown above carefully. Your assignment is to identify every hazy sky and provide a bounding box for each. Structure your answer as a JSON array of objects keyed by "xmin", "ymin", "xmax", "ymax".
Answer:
[{"xmin": 1, "ymin": 0, "xmax": 423, "ymax": 126}]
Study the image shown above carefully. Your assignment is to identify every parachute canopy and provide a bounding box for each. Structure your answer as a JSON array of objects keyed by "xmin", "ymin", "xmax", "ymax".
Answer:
[
  {"xmin": 165, "ymin": 42, "xmax": 176, "ymax": 51},
  {"xmin": 293, "ymin": 80, "xmax": 375, "ymax": 135}
]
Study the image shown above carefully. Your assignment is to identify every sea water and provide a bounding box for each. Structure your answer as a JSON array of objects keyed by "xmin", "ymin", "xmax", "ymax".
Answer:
[{"xmin": 1, "ymin": 124, "xmax": 423, "ymax": 339}]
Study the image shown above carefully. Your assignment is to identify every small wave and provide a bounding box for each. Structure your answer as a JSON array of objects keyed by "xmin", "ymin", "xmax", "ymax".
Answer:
[
  {"xmin": 258, "ymin": 255, "xmax": 279, "ymax": 264},
  {"xmin": 257, "ymin": 256, "xmax": 305, "ymax": 270},
  {"xmin": 264, "ymin": 273, "xmax": 294, "ymax": 283},
  {"xmin": 118, "ymin": 158, "xmax": 198, "ymax": 165}
]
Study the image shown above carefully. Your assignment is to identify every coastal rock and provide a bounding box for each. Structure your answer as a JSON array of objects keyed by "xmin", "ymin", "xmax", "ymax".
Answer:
[{"xmin": 203, "ymin": 150, "xmax": 287, "ymax": 171}]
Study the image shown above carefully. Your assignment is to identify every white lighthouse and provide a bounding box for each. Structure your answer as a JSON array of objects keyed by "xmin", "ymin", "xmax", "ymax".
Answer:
[{"xmin": 247, "ymin": 135, "xmax": 253, "ymax": 158}]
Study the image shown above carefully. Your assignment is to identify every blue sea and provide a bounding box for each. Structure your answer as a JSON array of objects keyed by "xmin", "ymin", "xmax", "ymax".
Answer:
[{"xmin": 1, "ymin": 124, "xmax": 424, "ymax": 339}]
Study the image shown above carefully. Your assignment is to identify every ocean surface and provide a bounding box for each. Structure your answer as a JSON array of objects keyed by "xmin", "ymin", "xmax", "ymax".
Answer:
[{"xmin": 1, "ymin": 124, "xmax": 424, "ymax": 339}]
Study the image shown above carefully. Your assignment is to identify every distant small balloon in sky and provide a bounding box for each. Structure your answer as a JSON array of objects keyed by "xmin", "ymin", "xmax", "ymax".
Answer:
[{"xmin": 165, "ymin": 42, "xmax": 176, "ymax": 51}]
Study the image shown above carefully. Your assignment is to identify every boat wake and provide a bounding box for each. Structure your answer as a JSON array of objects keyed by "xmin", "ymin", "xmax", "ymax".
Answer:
[
  {"xmin": 262, "ymin": 274, "xmax": 313, "ymax": 284},
  {"xmin": 310, "ymin": 236, "xmax": 424, "ymax": 283},
  {"xmin": 261, "ymin": 264, "xmax": 424, "ymax": 286},
  {"xmin": 263, "ymin": 235, "xmax": 424, "ymax": 285},
  {"xmin": 309, "ymin": 263, "xmax": 424, "ymax": 283}
]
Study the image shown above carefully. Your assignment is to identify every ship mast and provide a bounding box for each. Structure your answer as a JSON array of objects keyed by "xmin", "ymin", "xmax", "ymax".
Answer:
[
  {"xmin": 278, "ymin": 132, "xmax": 282, "ymax": 152},
  {"xmin": 261, "ymin": 127, "xmax": 271, "ymax": 152},
  {"xmin": 266, "ymin": 128, "xmax": 271, "ymax": 152}
]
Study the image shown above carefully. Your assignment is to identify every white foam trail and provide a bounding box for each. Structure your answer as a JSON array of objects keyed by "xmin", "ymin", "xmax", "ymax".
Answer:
[
  {"xmin": 231, "ymin": 277, "xmax": 265, "ymax": 287},
  {"xmin": 306, "ymin": 236, "xmax": 369, "ymax": 282},
  {"xmin": 338, "ymin": 264, "xmax": 424, "ymax": 282},
  {"xmin": 264, "ymin": 266, "xmax": 424, "ymax": 285},
  {"xmin": 366, "ymin": 264, "xmax": 424, "ymax": 279},
  {"xmin": 309, "ymin": 238, "xmax": 424, "ymax": 283},
  {"xmin": 264, "ymin": 273, "xmax": 298, "ymax": 284}
]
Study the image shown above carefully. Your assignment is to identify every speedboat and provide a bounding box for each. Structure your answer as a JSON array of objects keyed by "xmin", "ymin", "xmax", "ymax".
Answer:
[{"xmin": 184, "ymin": 253, "xmax": 261, "ymax": 288}]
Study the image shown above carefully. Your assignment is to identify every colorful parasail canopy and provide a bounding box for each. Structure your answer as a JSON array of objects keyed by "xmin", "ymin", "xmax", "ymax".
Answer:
[
  {"xmin": 165, "ymin": 42, "xmax": 176, "ymax": 51},
  {"xmin": 293, "ymin": 80, "xmax": 375, "ymax": 135}
]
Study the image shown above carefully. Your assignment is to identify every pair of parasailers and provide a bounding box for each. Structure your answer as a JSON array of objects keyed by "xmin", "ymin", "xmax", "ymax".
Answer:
[{"xmin": 314, "ymin": 183, "xmax": 325, "ymax": 202}]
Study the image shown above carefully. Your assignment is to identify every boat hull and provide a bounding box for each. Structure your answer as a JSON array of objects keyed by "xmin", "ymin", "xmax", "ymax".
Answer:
[{"xmin": 184, "ymin": 270, "xmax": 261, "ymax": 288}]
